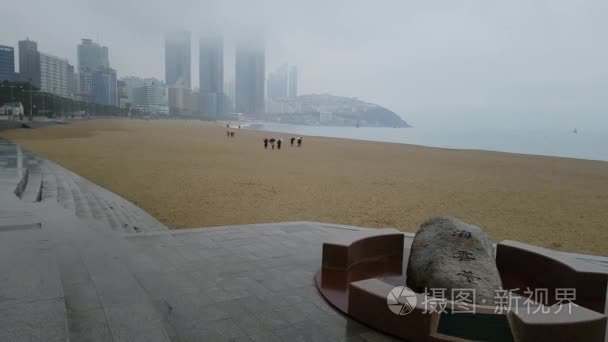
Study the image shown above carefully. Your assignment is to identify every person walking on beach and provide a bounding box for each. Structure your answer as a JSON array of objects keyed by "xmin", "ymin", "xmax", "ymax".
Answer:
[
  {"xmin": 290, "ymin": 137, "xmax": 295, "ymax": 147},
  {"xmin": 297, "ymin": 137, "xmax": 303, "ymax": 147},
  {"xmin": 263, "ymin": 137, "xmax": 268, "ymax": 149},
  {"xmin": 277, "ymin": 138, "xmax": 282, "ymax": 150},
  {"xmin": 269, "ymin": 138, "xmax": 276, "ymax": 149}
]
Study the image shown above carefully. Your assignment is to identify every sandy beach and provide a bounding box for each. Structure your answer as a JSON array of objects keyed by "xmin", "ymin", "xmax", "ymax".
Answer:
[{"xmin": 2, "ymin": 119, "xmax": 607, "ymax": 255}]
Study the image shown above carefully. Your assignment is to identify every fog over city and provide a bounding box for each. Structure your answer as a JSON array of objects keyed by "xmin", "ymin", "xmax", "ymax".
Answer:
[{"xmin": 2, "ymin": 0, "xmax": 607, "ymax": 129}]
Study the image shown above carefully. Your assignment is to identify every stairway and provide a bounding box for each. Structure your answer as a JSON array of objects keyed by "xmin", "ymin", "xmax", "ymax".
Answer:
[
  {"xmin": 20, "ymin": 168, "xmax": 42, "ymax": 202},
  {"xmin": 0, "ymin": 222, "xmax": 68, "ymax": 341},
  {"xmin": 41, "ymin": 161, "xmax": 168, "ymax": 234}
]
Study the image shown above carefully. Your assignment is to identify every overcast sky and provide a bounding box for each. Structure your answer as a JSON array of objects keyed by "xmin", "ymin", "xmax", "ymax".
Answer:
[{"xmin": 2, "ymin": 0, "xmax": 607, "ymax": 128}]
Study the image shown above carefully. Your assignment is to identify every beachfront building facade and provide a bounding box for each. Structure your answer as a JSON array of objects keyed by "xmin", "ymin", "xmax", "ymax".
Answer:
[
  {"xmin": 165, "ymin": 30, "xmax": 191, "ymax": 89},
  {"xmin": 288, "ymin": 66, "xmax": 298, "ymax": 98},
  {"xmin": 67, "ymin": 63, "xmax": 76, "ymax": 97},
  {"xmin": 267, "ymin": 64, "xmax": 297, "ymax": 101},
  {"xmin": 92, "ymin": 67, "xmax": 118, "ymax": 106},
  {"xmin": 77, "ymin": 38, "xmax": 110, "ymax": 101},
  {"xmin": 132, "ymin": 79, "xmax": 169, "ymax": 115},
  {"xmin": 267, "ymin": 64, "xmax": 288, "ymax": 100},
  {"xmin": 168, "ymin": 86, "xmax": 192, "ymax": 115},
  {"xmin": 199, "ymin": 34, "xmax": 224, "ymax": 117},
  {"xmin": 0, "ymin": 45, "xmax": 16, "ymax": 82},
  {"xmin": 39, "ymin": 52, "xmax": 70, "ymax": 97},
  {"xmin": 235, "ymin": 36, "xmax": 265, "ymax": 117},
  {"xmin": 18, "ymin": 39, "xmax": 40, "ymax": 88}
]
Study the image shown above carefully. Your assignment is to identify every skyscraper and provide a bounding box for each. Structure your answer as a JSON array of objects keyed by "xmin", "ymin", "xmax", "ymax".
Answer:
[
  {"xmin": 18, "ymin": 39, "xmax": 40, "ymax": 88},
  {"xmin": 267, "ymin": 64, "xmax": 289, "ymax": 100},
  {"xmin": 199, "ymin": 34, "xmax": 224, "ymax": 116},
  {"xmin": 0, "ymin": 45, "xmax": 15, "ymax": 82},
  {"xmin": 132, "ymin": 79, "xmax": 169, "ymax": 115},
  {"xmin": 77, "ymin": 39, "xmax": 110, "ymax": 101},
  {"xmin": 92, "ymin": 67, "xmax": 117, "ymax": 106},
  {"xmin": 39, "ymin": 52, "xmax": 70, "ymax": 97},
  {"xmin": 165, "ymin": 30, "xmax": 191, "ymax": 89},
  {"xmin": 288, "ymin": 66, "xmax": 298, "ymax": 98},
  {"xmin": 67, "ymin": 63, "xmax": 76, "ymax": 96},
  {"xmin": 235, "ymin": 37, "xmax": 265, "ymax": 116}
]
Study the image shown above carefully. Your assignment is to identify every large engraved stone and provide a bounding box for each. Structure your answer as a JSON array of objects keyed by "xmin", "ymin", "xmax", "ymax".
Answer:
[{"xmin": 406, "ymin": 216, "xmax": 502, "ymax": 304}]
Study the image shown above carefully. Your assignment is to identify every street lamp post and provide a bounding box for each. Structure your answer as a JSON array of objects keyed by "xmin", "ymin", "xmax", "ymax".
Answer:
[
  {"xmin": 29, "ymin": 81, "xmax": 33, "ymax": 120},
  {"xmin": 41, "ymin": 92, "xmax": 45, "ymax": 117},
  {"xmin": 53, "ymin": 87, "xmax": 56, "ymax": 118}
]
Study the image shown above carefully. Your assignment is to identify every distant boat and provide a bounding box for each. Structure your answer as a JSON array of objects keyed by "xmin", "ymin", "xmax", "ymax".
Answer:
[{"xmin": 573, "ymin": 128, "xmax": 578, "ymax": 134}]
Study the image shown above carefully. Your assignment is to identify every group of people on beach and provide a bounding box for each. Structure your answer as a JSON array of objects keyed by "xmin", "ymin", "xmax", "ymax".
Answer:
[
  {"xmin": 226, "ymin": 123, "xmax": 240, "ymax": 138},
  {"xmin": 263, "ymin": 136, "xmax": 302, "ymax": 149}
]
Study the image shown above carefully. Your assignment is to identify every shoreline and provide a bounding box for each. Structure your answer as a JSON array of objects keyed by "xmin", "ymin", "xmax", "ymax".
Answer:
[
  {"xmin": 2, "ymin": 119, "xmax": 607, "ymax": 255},
  {"xmin": 241, "ymin": 121, "xmax": 608, "ymax": 163}
]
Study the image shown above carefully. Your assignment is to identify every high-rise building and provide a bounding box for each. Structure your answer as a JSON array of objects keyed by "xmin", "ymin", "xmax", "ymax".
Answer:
[
  {"xmin": 168, "ymin": 86, "xmax": 192, "ymax": 115},
  {"xmin": 235, "ymin": 37, "xmax": 265, "ymax": 116},
  {"xmin": 267, "ymin": 64, "xmax": 289, "ymax": 100},
  {"xmin": 18, "ymin": 39, "xmax": 40, "ymax": 88},
  {"xmin": 39, "ymin": 52, "xmax": 70, "ymax": 97},
  {"xmin": 0, "ymin": 45, "xmax": 15, "ymax": 82},
  {"xmin": 165, "ymin": 30, "xmax": 191, "ymax": 89},
  {"xmin": 199, "ymin": 34, "xmax": 224, "ymax": 116},
  {"xmin": 288, "ymin": 66, "xmax": 298, "ymax": 98},
  {"xmin": 77, "ymin": 38, "xmax": 109, "ymax": 71},
  {"xmin": 67, "ymin": 63, "xmax": 76, "ymax": 96},
  {"xmin": 92, "ymin": 67, "xmax": 117, "ymax": 106},
  {"xmin": 131, "ymin": 78, "xmax": 169, "ymax": 115},
  {"xmin": 77, "ymin": 38, "xmax": 110, "ymax": 100},
  {"xmin": 191, "ymin": 88, "xmax": 200, "ymax": 113}
]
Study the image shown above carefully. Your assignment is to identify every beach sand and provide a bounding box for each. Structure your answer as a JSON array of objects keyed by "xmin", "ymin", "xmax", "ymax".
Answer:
[{"xmin": 2, "ymin": 119, "xmax": 607, "ymax": 255}]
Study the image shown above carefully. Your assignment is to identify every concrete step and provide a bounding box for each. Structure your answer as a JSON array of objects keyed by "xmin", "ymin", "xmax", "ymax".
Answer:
[
  {"xmin": 81, "ymin": 186, "xmax": 122, "ymax": 233},
  {"xmin": 42, "ymin": 212, "xmax": 171, "ymax": 342},
  {"xmin": 59, "ymin": 170, "xmax": 93, "ymax": 220},
  {"xmin": 0, "ymin": 223, "xmax": 68, "ymax": 341},
  {"xmin": 40, "ymin": 163, "xmax": 58, "ymax": 202},
  {"xmin": 44, "ymin": 161, "xmax": 168, "ymax": 234},
  {"xmin": 48, "ymin": 164, "xmax": 75, "ymax": 211},
  {"xmin": 21, "ymin": 169, "xmax": 42, "ymax": 202},
  {"xmin": 92, "ymin": 184, "xmax": 165, "ymax": 233}
]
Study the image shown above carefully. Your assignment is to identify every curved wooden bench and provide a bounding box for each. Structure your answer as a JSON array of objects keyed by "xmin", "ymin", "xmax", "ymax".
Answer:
[
  {"xmin": 509, "ymin": 303, "xmax": 607, "ymax": 342},
  {"xmin": 322, "ymin": 228, "xmax": 405, "ymax": 270},
  {"xmin": 349, "ymin": 278, "xmax": 521, "ymax": 342},
  {"xmin": 496, "ymin": 240, "xmax": 608, "ymax": 315},
  {"xmin": 316, "ymin": 235, "xmax": 608, "ymax": 341},
  {"xmin": 349, "ymin": 278, "xmax": 436, "ymax": 341},
  {"xmin": 316, "ymin": 229, "xmax": 406, "ymax": 311}
]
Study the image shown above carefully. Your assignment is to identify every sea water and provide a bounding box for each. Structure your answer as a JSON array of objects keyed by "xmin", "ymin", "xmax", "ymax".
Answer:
[{"xmin": 244, "ymin": 123, "xmax": 608, "ymax": 162}]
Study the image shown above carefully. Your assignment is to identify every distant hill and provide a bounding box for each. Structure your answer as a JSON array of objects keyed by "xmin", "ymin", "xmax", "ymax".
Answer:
[{"xmin": 266, "ymin": 93, "xmax": 409, "ymax": 127}]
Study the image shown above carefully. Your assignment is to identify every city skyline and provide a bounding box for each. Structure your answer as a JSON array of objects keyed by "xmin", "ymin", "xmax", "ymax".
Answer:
[{"xmin": 3, "ymin": 0, "xmax": 608, "ymax": 128}]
